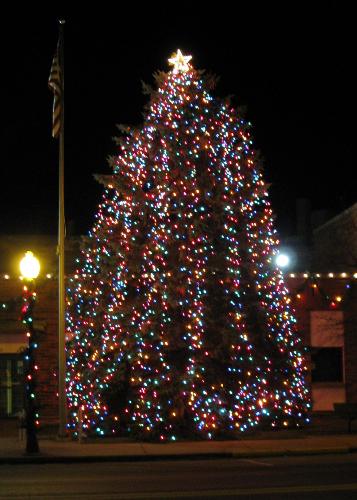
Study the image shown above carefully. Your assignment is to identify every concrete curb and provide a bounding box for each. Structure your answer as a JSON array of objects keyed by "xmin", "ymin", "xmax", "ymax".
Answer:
[{"xmin": 1, "ymin": 447, "xmax": 356, "ymax": 466}]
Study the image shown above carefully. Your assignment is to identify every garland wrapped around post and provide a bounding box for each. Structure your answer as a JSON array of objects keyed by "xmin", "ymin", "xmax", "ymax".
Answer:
[{"xmin": 21, "ymin": 281, "xmax": 40, "ymax": 453}]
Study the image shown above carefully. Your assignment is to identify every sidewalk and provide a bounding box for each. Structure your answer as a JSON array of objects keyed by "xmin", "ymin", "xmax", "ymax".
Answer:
[{"xmin": 1, "ymin": 432, "xmax": 357, "ymax": 465}]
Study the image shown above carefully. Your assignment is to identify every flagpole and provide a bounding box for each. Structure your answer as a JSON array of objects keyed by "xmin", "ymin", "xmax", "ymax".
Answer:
[{"xmin": 58, "ymin": 18, "xmax": 67, "ymax": 438}]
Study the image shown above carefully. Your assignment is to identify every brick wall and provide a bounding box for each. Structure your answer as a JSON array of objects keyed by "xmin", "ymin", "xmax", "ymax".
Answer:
[
  {"xmin": 343, "ymin": 282, "xmax": 357, "ymax": 403},
  {"xmin": 287, "ymin": 276, "xmax": 357, "ymax": 409},
  {"xmin": 0, "ymin": 278, "xmax": 58, "ymax": 423}
]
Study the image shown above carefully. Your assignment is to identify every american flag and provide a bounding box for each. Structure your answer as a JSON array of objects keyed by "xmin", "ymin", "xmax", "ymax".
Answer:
[{"xmin": 48, "ymin": 43, "xmax": 62, "ymax": 138}]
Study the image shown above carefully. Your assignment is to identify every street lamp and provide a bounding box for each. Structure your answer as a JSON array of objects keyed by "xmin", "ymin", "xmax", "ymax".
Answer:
[
  {"xmin": 276, "ymin": 252, "xmax": 290, "ymax": 269},
  {"xmin": 20, "ymin": 251, "xmax": 40, "ymax": 280},
  {"xmin": 20, "ymin": 251, "xmax": 40, "ymax": 454}
]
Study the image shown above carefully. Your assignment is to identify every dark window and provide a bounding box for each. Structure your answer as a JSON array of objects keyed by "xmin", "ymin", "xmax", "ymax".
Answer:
[
  {"xmin": 0, "ymin": 354, "xmax": 24, "ymax": 417},
  {"xmin": 311, "ymin": 347, "xmax": 343, "ymax": 383}
]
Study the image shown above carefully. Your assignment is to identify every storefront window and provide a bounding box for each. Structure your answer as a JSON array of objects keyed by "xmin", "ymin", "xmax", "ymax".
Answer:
[
  {"xmin": 0, "ymin": 354, "xmax": 24, "ymax": 417},
  {"xmin": 311, "ymin": 347, "xmax": 343, "ymax": 383}
]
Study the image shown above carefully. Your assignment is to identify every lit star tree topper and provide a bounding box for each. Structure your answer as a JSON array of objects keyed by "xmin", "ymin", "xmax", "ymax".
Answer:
[{"xmin": 168, "ymin": 49, "xmax": 192, "ymax": 73}]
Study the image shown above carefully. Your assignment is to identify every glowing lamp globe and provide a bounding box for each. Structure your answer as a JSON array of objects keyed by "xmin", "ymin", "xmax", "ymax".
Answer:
[
  {"xmin": 20, "ymin": 251, "xmax": 40, "ymax": 280},
  {"xmin": 276, "ymin": 253, "xmax": 290, "ymax": 268}
]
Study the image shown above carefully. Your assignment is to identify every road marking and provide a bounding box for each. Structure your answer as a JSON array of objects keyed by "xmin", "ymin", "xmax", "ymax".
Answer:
[{"xmin": 240, "ymin": 458, "xmax": 273, "ymax": 467}]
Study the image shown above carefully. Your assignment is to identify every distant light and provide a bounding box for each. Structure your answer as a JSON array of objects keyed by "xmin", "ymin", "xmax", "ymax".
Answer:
[
  {"xmin": 276, "ymin": 253, "xmax": 290, "ymax": 268},
  {"xmin": 20, "ymin": 251, "xmax": 40, "ymax": 280}
]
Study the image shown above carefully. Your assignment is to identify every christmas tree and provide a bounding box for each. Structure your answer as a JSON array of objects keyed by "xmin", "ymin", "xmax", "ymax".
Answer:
[{"xmin": 66, "ymin": 50, "xmax": 310, "ymax": 440}]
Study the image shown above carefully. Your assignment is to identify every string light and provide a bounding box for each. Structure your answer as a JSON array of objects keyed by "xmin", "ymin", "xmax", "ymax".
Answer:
[
  {"xmin": 1, "ymin": 272, "xmax": 353, "ymax": 281},
  {"xmin": 66, "ymin": 51, "xmax": 310, "ymax": 440}
]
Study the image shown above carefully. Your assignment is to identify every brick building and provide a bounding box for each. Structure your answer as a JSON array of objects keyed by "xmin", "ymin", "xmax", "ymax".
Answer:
[
  {"xmin": 286, "ymin": 273, "xmax": 357, "ymax": 411},
  {"xmin": 0, "ymin": 276, "xmax": 58, "ymax": 422},
  {"xmin": 0, "ymin": 235, "xmax": 79, "ymax": 423},
  {"xmin": 312, "ymin": 202, "xmax": 357, "ymax": 272}
]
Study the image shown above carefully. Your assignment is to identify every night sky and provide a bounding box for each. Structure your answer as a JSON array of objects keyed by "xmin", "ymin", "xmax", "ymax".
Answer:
[{"xmin": 1, "ymin": 6, "xmax": 354, "ymax": 237}]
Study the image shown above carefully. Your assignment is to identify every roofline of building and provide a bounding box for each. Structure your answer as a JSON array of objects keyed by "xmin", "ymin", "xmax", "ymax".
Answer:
[{"xmin": 313, "ymin": 202, "xmax": 357, "ymax": 234}]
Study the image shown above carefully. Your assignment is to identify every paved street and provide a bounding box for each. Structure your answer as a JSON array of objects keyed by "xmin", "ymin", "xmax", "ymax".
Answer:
[{"xmin": 1, "ymin": 453, "xmax": 357, "ymax": 499}]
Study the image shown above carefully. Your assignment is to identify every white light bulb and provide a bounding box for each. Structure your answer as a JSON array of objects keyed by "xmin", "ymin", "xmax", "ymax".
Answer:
[
  {"xmin": 276, "ymin": 253, "xmax": 290, "ymax": 268},
  {"xmin": 20, "ymin": 251, "xmax": 40, "ymax": 279}
]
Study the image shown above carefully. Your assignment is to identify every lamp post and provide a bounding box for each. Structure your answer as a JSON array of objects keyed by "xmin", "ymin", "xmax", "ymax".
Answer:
[{"xmin": 20, "ymin": 251, "xmax": 40, "ymax": 454}]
